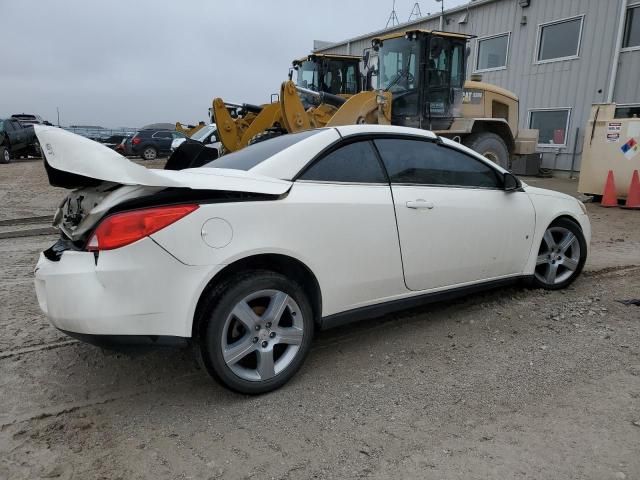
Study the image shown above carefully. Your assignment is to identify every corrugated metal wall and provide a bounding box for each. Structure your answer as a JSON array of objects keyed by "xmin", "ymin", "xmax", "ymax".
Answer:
[{"xmin": 318, "ymin": 0, "xmax": 638, "ymax": 171}]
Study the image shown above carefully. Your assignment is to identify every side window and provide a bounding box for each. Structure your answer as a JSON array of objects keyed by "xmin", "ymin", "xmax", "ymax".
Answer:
[
  {"xmin": 171, "ymin": 132, "xmax": 185, "ymax": 139},
  {"xmin": 4, "ymin": 121, "xmax": 13, "ymax": 132},
  {"xmin": 154, "ymin": 131, "xmax": 172, "ymax": 139},
  {"xmin": 374, "ymin": 138, "xmax": 502, "ymax": 188},
  {"xmin": 11, "ymin": 121, "xmax": 22, "ymax": 130},
  {"xmin": 299, "ymin": 141, "xmax": 387, "ymax": 184}
]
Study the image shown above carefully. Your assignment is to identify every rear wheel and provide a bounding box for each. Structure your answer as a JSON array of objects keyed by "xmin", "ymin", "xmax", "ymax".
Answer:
[
  {"xmin": 141, "ymin": 146, "xmax": 157, "ymax": 160},
  {"xmin": 199, "ymin": 271, "xmax": 314, "ymax": 394},
  {"xmin": 0, "ymin": 146, "xmax": 10, "ymax": 164},
  {"xmin": 533, "ymin": 218, "xmax": 586, "ymax": 290},
  {"xmin": 464, "ymin": 132, "xmax": 510, "ymax": 169}
]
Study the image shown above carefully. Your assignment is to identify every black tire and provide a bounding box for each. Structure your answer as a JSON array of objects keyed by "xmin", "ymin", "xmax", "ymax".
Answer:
[
  {"xmin": 463, "ymin": 132, "xmax": 510, "ymax": 169},
  {"xmin": 0, "ymin": 146, "xmax": 11, "ymax": 164},
  {"xmin": 198, "ymin": 270, "xmax": 314, "ymax": 394},
  {"xmin": 140, "ymin": 146, "xmax": 157, "ymax": 160},
  {"xmin": 532, "ymin": 218, "xmax": 587, "ymax": 290},
  {"xmin": 248, "ymin": 130, "xmax": 284, "ymax": 146},
  {"xmin": 31, "ymin": 140, "xmax": 41, "ymax": 158}
]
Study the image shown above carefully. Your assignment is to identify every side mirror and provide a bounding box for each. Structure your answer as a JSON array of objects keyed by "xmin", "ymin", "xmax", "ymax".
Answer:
[{"xmin": 503, "ymin": 172, "xmax": 521, "ymax": 192}]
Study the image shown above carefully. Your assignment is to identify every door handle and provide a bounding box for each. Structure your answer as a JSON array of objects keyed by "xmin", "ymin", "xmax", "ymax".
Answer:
[{"xmin": 406, "ymin": 199, "xmax": 434, "ymax": 209}]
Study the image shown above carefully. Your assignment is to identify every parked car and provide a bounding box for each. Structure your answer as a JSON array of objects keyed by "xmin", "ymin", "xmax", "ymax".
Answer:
[
  {"xmin": 0, "ymin": 118, "xmax": 39, "ymax": 163},
  {"xmin": 130, "ymin": 129, "xmax": 186, "ymax": 160},
  {"xmin": 170, "ymin": 123, "xmax": 221, "ymax": 154},
  {"xmin": 33, "ymin": 124, "xmax": 590, "ymax": 394},
  {"xmin": 11, "ymin": 113, "xmax": 45, "ymax": 126},
  {"xmin": 114, "ymin": 136, "xmax": 131, "ymax": 155},
  {"xmin": 101, "ymin": 134, "xmax": 127, "ymax": 150}
]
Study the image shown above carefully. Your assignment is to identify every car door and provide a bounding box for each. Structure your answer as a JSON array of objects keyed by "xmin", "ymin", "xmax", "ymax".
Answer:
[
  {"xmin": 288, "ymin": 139, "xmax": 406, "ymax": 315},
  {"xmin": 374, "ymin": 137, "xmax": 535, "ymax": 291},
  {"xmin": 4, "ymin": 121, "xmax": 19, "ymax": 150},
  {"xmin": 153, "ymin": 131, "xmax": 173, "ymax": 153}
]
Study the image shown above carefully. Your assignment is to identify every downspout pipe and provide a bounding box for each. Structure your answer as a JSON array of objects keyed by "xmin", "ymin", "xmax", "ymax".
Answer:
[{"xmin": 607, "ymin": 0, "xmax": 628, "ymax": 103}]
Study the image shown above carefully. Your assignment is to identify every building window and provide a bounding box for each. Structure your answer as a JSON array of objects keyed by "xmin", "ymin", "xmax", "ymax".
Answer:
[
  {"xmin": 475, "ymin": 33, "xmax": 510, "ymax": 71},
  {"xmin": 623, "ymin": 5, "xmax": 640, "ymax": 49},
  {"xmin": 536, "ymin": 16, "xmax": 584, "ymax": 63},
  {"xmin": 615, "ymin": 104, "xmax": 640, "ymax": 119},
  {"xmin": 529, "ymin": 109, "xmax": 571, "ymax": 147}
]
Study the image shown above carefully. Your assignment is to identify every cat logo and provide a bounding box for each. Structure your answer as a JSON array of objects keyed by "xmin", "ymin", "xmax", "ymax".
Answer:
[{"xmin": 463, "ymin": 89, "xmax": 483, "ymax": 105}]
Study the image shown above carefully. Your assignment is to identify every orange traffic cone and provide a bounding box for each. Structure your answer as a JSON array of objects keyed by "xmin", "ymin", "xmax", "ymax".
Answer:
[
  {"xmin": 601, "ymin": 170, "xmax": 618, "ymax": 207},
  {"xmin": 622, "ymin": 170, "xmax": 640, "ymax": 210}
]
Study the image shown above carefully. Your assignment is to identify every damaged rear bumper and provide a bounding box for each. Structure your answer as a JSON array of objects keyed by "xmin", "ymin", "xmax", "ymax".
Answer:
[{"xmin": 34, "ymin": 236, "xmax": 218, "ymax": 340}]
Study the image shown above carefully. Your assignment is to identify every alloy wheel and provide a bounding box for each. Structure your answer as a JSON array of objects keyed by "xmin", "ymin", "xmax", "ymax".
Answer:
[
  {"xmin": 534, "ymin": 226, "xmax": 581, "ymax": 286},
  {"xmin": 221, "ymin": 289, "xmax": 304, "ymax": 382},
  {"xmin": 143, "ymin": 147, "xmax": 157, "ymax": 160}
]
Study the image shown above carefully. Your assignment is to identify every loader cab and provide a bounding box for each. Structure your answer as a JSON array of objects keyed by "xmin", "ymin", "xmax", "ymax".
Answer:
[
  {"xmin": 291, "ymin": 54, "xmax": 361, "ymax": 96},
  {"xmin": 373, "ymin": 30, "xmax": 471, "ymax": 130}
]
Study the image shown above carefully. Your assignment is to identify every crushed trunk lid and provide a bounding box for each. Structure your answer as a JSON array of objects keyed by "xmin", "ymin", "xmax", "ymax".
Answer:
[{"xmin": 35, "ymin": 125, "xmax": 292, "ymax": 195}]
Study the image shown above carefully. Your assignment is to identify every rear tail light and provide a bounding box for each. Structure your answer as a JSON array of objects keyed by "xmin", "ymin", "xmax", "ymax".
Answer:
[
  {"xmin": 132, "ymin": 137, "xmax": 141, "ymax": 145},
  {"xmin": 86, "ymin": 204, "xmax": 199, "ymax": 251}
]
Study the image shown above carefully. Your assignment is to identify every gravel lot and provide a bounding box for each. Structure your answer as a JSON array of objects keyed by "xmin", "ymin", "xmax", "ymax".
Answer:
[{"xmin": 1, "ymin": 158, "xmax": 639, "ymax": 480}]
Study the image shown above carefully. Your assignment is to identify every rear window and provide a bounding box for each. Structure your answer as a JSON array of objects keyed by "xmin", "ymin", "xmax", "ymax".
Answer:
[{"xmin": 203, "ymin": 130, "xmax": 324, "ymax": 171}]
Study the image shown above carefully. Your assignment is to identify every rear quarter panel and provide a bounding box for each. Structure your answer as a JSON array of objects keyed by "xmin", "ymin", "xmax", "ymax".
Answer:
[{"xmin": 150, "ymin": 182, "xmax": 406, "ymax": 317}]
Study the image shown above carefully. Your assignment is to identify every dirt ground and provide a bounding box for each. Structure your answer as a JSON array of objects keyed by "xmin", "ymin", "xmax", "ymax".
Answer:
[{"xmin": 0, "ymin": 158, "xmax": 639, "ymax": 480}]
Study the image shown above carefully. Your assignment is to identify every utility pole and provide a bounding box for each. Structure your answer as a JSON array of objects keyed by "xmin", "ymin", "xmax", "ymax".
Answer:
[
  {"xmin": 56, "ymin": 107, "xmax": 60, "ymax": 127},
  {"xmin": 435, "ymin": 0, "xmax": 445, "ymax": 30}
]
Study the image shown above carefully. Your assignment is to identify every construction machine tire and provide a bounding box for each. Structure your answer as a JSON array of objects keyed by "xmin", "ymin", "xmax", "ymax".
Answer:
[
  {"xmin": 248, "ymin": 130, "xmax": 284, "ymax": 146},
  {"xmin": 463, "ymin": 132, "xmax": 509, "ymax": 169}
]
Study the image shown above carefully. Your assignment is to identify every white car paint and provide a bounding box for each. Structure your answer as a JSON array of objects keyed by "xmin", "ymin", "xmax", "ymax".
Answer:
[
  {"xmin": 34, "ymin": 125, "xmax": 591, "ymax": 341},
  {"xmin": 35, "ymin": 125, "xmax": 289, "ymax": 194}
]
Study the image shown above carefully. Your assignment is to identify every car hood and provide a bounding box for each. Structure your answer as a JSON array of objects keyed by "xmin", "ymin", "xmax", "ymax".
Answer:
[
  {"xmin": 34, "ymin": 125, "xmax": 291, "ymax": 195},
  {"xmin": 524, "ymin": 185, "xmax": 576, "ymax": 202}
]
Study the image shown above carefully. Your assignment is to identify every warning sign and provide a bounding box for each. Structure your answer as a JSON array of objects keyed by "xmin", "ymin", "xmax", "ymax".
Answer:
[
  {"xmin": 608, "ymin": 122, "xmax": 622, "ymax": 134},
  {"xmin": 621, "ymin": 138, "xmax": 639, "ymax": 160},
  {"xmin": 607, "ymin": 133, "xmax": 620, "ymax": 143}
]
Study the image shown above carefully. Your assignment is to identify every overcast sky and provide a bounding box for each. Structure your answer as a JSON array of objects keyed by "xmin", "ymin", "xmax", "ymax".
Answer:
[{"xmin": 1, "ymin": 0, "xmax": 466, "ymax": 128}]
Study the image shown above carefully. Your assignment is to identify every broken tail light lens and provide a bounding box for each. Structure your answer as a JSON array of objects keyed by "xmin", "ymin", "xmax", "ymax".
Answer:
[
  {"xmin": 86, "ymin": 204, "xmax": 199, "ymax": 251},
  {"xmin": 132, "ymin": 137, "xmax": 141, "ymax": 145}
]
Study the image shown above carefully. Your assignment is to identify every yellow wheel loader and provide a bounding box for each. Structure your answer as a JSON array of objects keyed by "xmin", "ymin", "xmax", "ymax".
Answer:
[
  {"xmin": 279, "ymin": 30, "xmax": 537, "ymax": 168},
  {"xmin": 175, "ymin": 121, "xmax": 206, "ymax": 137},
  {"xmin": 212, "ymin": 53, "xmax": 363, "ymax": 152}
]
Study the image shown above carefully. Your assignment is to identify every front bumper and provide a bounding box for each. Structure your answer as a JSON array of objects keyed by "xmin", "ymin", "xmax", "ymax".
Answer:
[{"xmin": 34, "ymin": 237, "xmax": 216, "ymax": 339}]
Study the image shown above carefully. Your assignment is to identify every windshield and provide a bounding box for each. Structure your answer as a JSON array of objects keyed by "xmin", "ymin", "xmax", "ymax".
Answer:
[
  {"xmin": 379, "ymin": 37, "xmax": 418, "ymax": 93},
  {"xmin": 296, "ymin": 60, "xmax": 319, "ymax": 91},
  {"xmin": 191, "ymin": 125, "xmax": 216, "ymax": 142},
  {"xmin": 203, "ymin": 130, "xmax": 324, "ymax": 171},
  {"xmin": 321, "ymin": 59, "xmax": 358, "ymax": 95}
]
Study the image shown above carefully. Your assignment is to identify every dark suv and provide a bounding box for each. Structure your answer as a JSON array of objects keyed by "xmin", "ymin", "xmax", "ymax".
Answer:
[{"xmin": 130, "ymin": 129, "xmax": 186, "ymax": 160}]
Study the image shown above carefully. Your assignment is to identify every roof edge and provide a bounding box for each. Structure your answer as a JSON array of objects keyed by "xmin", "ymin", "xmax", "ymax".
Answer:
[{"xmin": 313, "ymin": 0, "xmax": 499, "ymax": 53}]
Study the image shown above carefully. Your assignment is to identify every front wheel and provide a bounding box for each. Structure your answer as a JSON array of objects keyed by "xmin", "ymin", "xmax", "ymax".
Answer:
[
  {"xmin": 199, "ymin": 271, "xmax": 314, "ymax": 394},
  {"xmin": 533, "ymin": 218, "xmax": 587, "ymax": 290},
  {"xmin": 463, "ymin": 132, "xmax": 510, "ymax": 169},
  {"xmin": 0, "ymin": 146, "xmax": 10, "ymax": 164}
]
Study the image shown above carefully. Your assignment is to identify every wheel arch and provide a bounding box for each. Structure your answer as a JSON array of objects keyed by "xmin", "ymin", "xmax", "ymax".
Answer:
[
  {"xmin": 549, "ymin": 213, "xmax": 583, "ymax": 229},
  {"xmin": 191, "ymin": 253, "xmax": 323, "ymax": 339},
  {"xmin": 469, "ymin": 119, "xmax": 515, "ymax": 154}
]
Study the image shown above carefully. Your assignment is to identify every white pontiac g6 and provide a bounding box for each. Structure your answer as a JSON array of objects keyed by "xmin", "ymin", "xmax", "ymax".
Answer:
[{"xmin": 33, "ymin": 125, "xmax": 590, "ymax": 393}]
